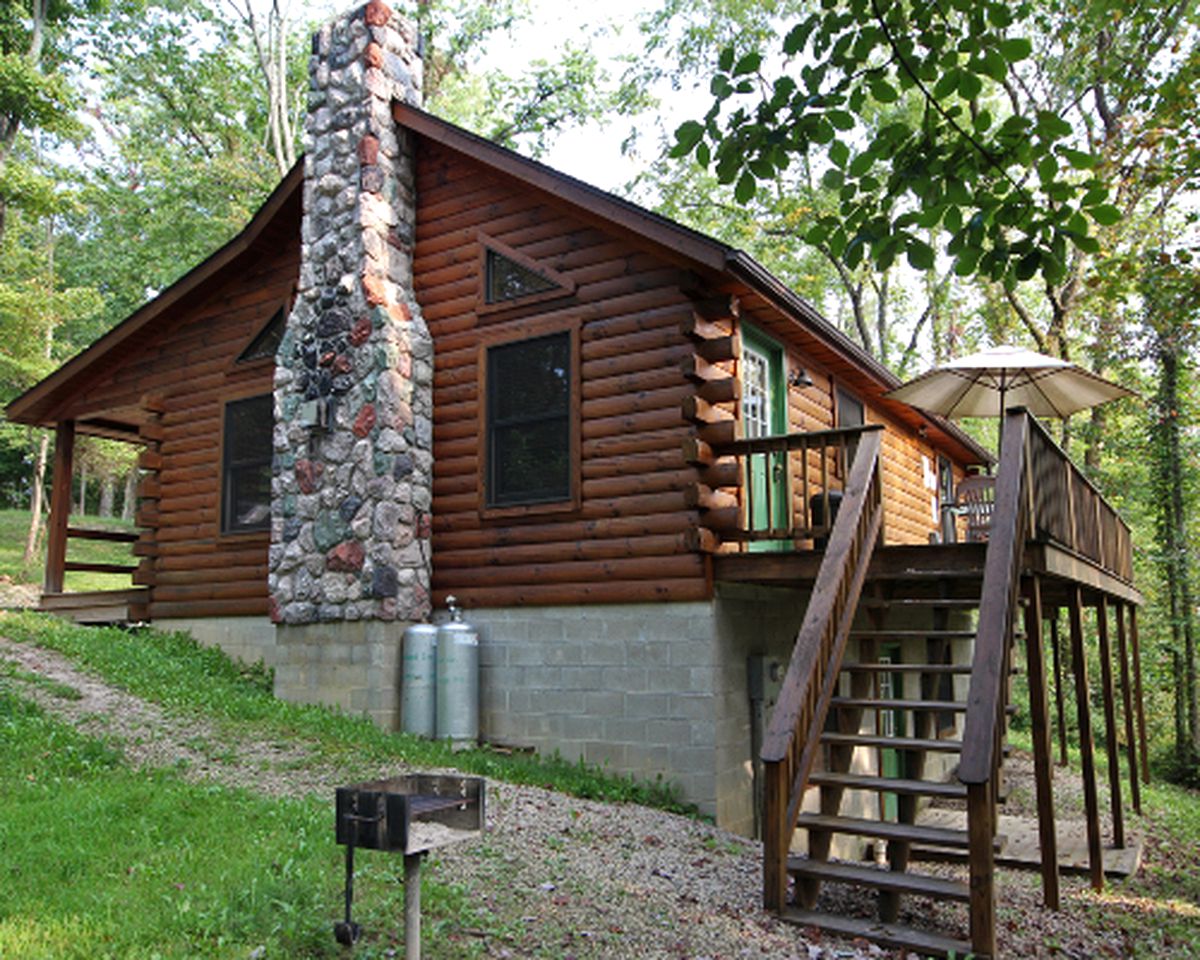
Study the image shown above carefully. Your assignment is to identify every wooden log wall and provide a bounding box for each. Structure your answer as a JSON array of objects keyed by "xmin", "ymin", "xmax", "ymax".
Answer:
[
  {"xmin": 416, "ymin": 141, "xmax": 714, "ymax": 608},
  {"xmin": 54, "ymin": 234, "xmax": 298, "ymax": 620}
]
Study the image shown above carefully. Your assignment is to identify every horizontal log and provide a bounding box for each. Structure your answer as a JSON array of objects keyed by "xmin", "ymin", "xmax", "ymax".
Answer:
[
  {"xmin": 681, "ymin": 313, "xmax": 733, "ymax": 341},
  {"xmin": 138, "ymin": 450, "xmax": 163, "ymax": 471},
  {"xmin": 433, "ymin": 553, "xmax": 704, "ymax": 590},
  {"xmin": 582, "ymin": 365, "xmax": 687, "ymax": 404},
  {"xmin": 682, "ymin": 353, "xmax": 732, "ymax": 383},
  {"xmin": 697, "ymin": 376, "xmax": 740, "ymax": 405},
  {"xmin": 66, "ymin": 526, "xmax": 139, "ymax": 544},
  {"xmin": 684, "ymin": 483, "xmax": 739, "ymax": 511},
  {"xmin": 434, "ymin": 531, "xmax": 696, "ymax": 571},
  {"xmin": 695, "ymin": 336, "xmax": 738, "ymax": 363},
  {"xmin": 432, "ymin": 506, "xmax": 697, "ymax": 548},
  {"xmin": 701, "ymin": 461, "xmax": 741, "ymax": 488},
  {"xmin": 582, "ymin": 344, "xmax": 692, "ymax": 382},
  {"xmin": 139, "ymin": 421, "xmax": 165, "ymax": 443},
  {"xmin": 696, "ymin": 420, "xmax": 737, "ymax": 447},
  {"xmin": 431, "ymin": 577, "xmax": 710, "ymax": 609},
  {"xmin": 684, "ymin": 527, "xmax": 721, "ymax": 553},
  {"xmin": 581, "ymin": 407, "xmax": 685, "ymax": 442},
  {"xmin": 432, "ymin": 471, "xmax": 478, "ymax": 499},
  {"xmin": 141, "ymin": 393, "xmax": 167, "ymax": 415},
  {"xmin": 155, "ymin": 546, "xmax": 267, "ymax": 571},
  {"xmin": 138, "ymin": 477, "xmax": 162, "ymax": 500},
  {"xmin": 704, "ymin": 506, "xmax": 743, "ymax": 533},
  {"xmin": 131, "ymin": 541, "xmax": 159, "ymax": 558},
  {"xmin": 582, "ymin": 384, "xmax": 693, "ymax": 422},
  {"xmin": 63, "ymin": 561, "xmax": 137, "ymax": 575},
  {"xmin": 581, "ymin": 447, "xmax": 686, "ymax": 480},
  {"xmin": 582, "ymin": 427, "xmax": 680, "ymax": 460},
  {"xmin": 582, "ymin": 467, "xmax": 705, "ymax": 501},
  {"xmin": 151, "ymin": 579, "xmax": 267, "ymax": 602},
  {"xmin": 153, "ymin": 563, "xmax": 268, "ymax": 586},
  {"xmin": 689, "ymin": 294, "xmax": 739, "ymax": 321},
  {"xmin": 682, "ymin": 395, "xmax": 735, "ymax": 426},
  {"xmin": 581, "ymin": 324, "xmax": 685, "ymax": 364},
  {"xmin": 133, "ymin": 560, "xmax": 155, "ymax": 586},
  {"xmin": 682, "ymin": 436, "xmax": 715, "ymax": 467},
  {"xmin": 150, "ymin": 596, "xmax": 270, "ymax": 620},
  {"xmin": 135, "ymin": 508, "xmax": 160, "ymax": 528}
]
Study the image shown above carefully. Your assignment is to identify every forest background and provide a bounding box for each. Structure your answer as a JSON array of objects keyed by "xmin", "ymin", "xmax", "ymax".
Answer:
[{"xmin": 1, "ymin": 0, "xmax": 1198, "ymax": 782}]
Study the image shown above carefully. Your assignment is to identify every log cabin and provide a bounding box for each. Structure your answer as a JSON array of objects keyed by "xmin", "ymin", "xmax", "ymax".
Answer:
[{"xmin": 6, "ymin": 5, "xmax": 1148, "ymax": 956}]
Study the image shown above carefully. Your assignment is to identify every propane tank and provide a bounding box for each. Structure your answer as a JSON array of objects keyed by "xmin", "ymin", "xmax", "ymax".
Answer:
[
  {"xmin": 435, "ymin": 595, "xmax": 479, "ymax": 746},
  {"xmin": 400, "ymin": 623, "xmax": 438, "ymax": 737}
]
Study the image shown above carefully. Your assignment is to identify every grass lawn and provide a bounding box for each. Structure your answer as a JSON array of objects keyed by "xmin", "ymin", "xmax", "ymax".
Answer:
[{"xmin": 0, "ymin": 508, "xmax": 135, "ymax": 593}]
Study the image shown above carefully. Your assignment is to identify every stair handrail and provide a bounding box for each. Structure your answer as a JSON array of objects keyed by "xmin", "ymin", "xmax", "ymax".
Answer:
[
  {"xmin": 760, "ymin": 426, "xmax": 885, "ymax": 912},
  {"xmin": 959, "ymin": 407, "xmax": 1031, "ymax": 957}
]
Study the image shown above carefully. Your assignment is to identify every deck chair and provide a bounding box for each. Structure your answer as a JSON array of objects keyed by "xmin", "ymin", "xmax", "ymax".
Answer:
[{"xmin": 955, "ymin": 474, "xmax": 996, "ymax": 542}]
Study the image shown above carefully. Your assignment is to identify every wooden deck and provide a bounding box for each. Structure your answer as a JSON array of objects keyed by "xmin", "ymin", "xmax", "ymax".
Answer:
[{"xmin": 38, "ymin": 588, "xmax": 149, "ymax": 624}]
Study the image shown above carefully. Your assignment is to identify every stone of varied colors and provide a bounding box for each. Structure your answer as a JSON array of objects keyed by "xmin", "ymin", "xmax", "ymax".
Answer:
[{"xmin": 269, "ymin": 1, "xmax": 432, "ymax": 626}]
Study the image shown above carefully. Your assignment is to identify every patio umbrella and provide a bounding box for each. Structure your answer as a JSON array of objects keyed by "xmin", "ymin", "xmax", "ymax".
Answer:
[{"xmin": 884, "ymin": 344, "xmax": 1138, "ymax": 422}]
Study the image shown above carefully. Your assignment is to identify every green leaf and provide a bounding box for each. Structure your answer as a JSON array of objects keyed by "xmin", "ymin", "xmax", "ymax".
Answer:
[
  {"xmin": 829, "ymin": 140, "xmax": 850, "ymax": 168},
  {"xmin": 1035, "ymin": 110, "xmax": 1073, "ymax": 141},
  {"xmin": 1059, "ymin": 147, "xmax": 1099, "ymax": 170},
  {"xmin": 718, "ymin": 47, "xmax": 735, "ymax": 72},
  {"xmin": 828, "ymin": 109, "xmax": 855, "ymax": 131},
  {"xmin": 974, "ymin": 108, "xmax": 993, "ymax": 132},
  {"xmin": 1015, "ymin": 250, "xmax": 1040, "ymax": 281},
  {"xmin": 671, "ymin": 120, "xmax": 705, "ymax": 157},
  {"xmin": 848, "ymin": 151, "xmax": 875, "ymax": 177},
  {"xmin": 870, "ymin": 79, "xmax": 899, "ymax": 103},
  {"xmin": 906, "ymin": 237, "xmax": 936, "ymax": 270},
  {"xmin": 735, "ymin": 171, "xmax": 757, "ymax": 203},
  {"xmin": 733, "ymin": 52, "xmax": 763, "ymax": 76},
  {"xmin": 998, "ymin": 37, "xmax": 1032, "ymax": 63},
  {"xmin": 958, "ymin": 69, "xmax": 983, "ymax": 100},
  {"xmin": 1088, "ymin": 203, "xmax": 1122, "ymax": 226},
  {"xmin": 934, "ymin": 68, "xmax": 960, "ymax": 100},
  {"xmin": 822, "ymin": 168, "xmax": 844, "ymax": 190}
]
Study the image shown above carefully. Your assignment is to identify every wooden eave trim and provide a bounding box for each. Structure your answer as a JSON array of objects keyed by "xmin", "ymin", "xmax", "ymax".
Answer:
[
  {"xmin": 393, "ymin": 102, "xmax": 728, "ymax": 273},
  {"xmin": 5, "ymin": 162, "xmax": 304, "ymax": 428}
]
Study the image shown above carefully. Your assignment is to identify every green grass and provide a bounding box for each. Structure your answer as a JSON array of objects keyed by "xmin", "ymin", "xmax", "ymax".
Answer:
[
  {"xmin": 0, "ymin": 610, "xmax": 695, "ymax": 815},
  {"xmin": 0, "ymin": 692, "xmax": 498, "ymax": 959},
  {"xmin": 0, "ymin": 508, "xmax": 135, "ymax": 593}
]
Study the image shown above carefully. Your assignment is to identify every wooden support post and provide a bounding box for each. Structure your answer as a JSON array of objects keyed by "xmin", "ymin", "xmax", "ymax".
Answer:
[
  {"xmin": 1096, "ymin": 595, "xmax": 1125, "ymax": 849},
  {"xmin": 1068, "ymin": 587, "xmax": 1104, "ymax": 891},
  {"xmin": 1115, "ymin": 602, "xmax": 1142, "ymax": 815},
  {"xmin": 967, "ymin": 781, "xmax": 996, "ymax": 959},
  {"xmin": 1023, "ymin": 575, "xmax": 1060, "ymax": 909},
  {"xmin": 762, "ymin": 760, "xmax": 788, "ymax": 913},
  {"xmin": 44, "ymin": 420, "xmax": 76, "ymax": 595},
  {"xmin": 1129, "ymin": 607, "xmax": 1151, "ymax": 785},
  {"xmin": 1049, "ymin": 612, "xmax": 1068, "ymax": 766}
]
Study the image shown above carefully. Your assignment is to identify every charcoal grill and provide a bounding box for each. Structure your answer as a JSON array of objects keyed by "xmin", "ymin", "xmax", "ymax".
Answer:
[{"xmin": 334, "ymin": 774, "xmax": 485, "ymax": 956}]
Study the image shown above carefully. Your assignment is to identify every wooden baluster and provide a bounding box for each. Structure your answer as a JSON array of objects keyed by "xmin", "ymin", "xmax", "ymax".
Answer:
[
  {"xmin": 1115, "ymin": 602, "xmax": 1142, "ymax": 815},
  {"xmin": 967, "ymin": 781, "xmax": 996, "ymax": 958},
  {"xmin": 1024, "ymin": 575, "xmax": 1060, "ymax": 909},
  {"xmin": 1068, "ymin": 586, "xmax": 1104, "ymax": 891}
]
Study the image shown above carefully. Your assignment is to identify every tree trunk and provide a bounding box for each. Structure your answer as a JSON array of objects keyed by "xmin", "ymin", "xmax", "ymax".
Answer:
[
  {"xmin": 22, "ymin": 430, "xmax": 51, "ymax": 566},
  {"xmin": 77, "ymin": 465, "xmax": 86, "ymax": 516},
  {"xmin": 99, "ymin": 474, "xmax": 115, "ymax": 518},
  {"xmin": 122, "ymin": 470, "xmax": 137, "ymax": 522}
]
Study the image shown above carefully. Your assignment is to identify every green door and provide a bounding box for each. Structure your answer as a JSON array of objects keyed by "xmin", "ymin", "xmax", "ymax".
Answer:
[
  {"xmin": 741, "ymin": 326, "xmax": 787, "ymax": 550},
  {"xmin": 878, "ymin": 643, "xmax": 906, "ymax": 821}
]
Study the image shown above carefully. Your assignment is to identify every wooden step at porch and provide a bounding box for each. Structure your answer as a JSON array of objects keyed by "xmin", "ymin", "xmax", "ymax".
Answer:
[
  {"xmin": 780, "ymin": 908, "xmax": 972, "ymax": 960},
  {"xmin": 849, "ymin": 629, "xmax": 978, "ymax": 640},
  {"xmin": 807, "ymin": 771, "xmax": 968, "ymax": 799},
  {"xmin": 839, "ymin": 661, "xmax": 973, "ymax": 674},
  {"xmin": 830, "ymin": 696, "xmax": 967, "ymax": 712},
  {"xmin": 794, "ymin": 814, "xmax": 974, "ymax": 849},
  {"xmin": 821, "ymin": 732, "xmax": 964, "ymax": 752},
  {"xmin": 785, "ymin": 857, "xmax": 971, "ymax": 902},
  {"xmin": 858, "ymin": 596, "xmax": 981, "ymax": 609}
]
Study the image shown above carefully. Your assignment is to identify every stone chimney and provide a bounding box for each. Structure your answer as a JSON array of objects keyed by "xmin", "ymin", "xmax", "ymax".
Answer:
[{"xmin": 269, "ymin": 3, "xmax": 432, "ymax": 722}]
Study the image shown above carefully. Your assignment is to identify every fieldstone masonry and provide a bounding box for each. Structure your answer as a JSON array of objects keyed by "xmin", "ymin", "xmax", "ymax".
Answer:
[{"xmin": 269, "ymin": 1, "xmax": 433, "ymax": 628}]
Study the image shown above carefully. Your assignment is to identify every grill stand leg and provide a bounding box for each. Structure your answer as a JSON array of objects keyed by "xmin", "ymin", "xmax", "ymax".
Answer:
[
  {"xmin": 405, "ymin": 852, "xmax": 423, "ymax": 960},
  {"xmin": 334, "ymin": 840, "xmax": 361, "ymax": 945}
]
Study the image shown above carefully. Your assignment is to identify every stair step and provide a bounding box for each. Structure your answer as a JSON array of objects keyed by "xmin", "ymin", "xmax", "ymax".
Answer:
[
  {"xmin": 785, "ymin": 857, "xmax": 971, "ymax": 902},
  {"xmin": 839, "ymin": 662, "xmax": 973, "ymax": 674},
  {"xmin": 831, "ymin": 696, "xmax": 967, "ymax": 712},
  {"xmin": 821, "ymin": 732, "xmax": 1013, "ymax": 756},
  {"xmin": 859, "ymin": 597, "xmax": 981, "ymax": 609},
  {"xmin": 850, "ymin": 629, "xmax": 977, "ymax": 640},
  {"xmin": 808, "ymin": 772, "xmax": 967, "ymax": 799},
  {"xmin": 821, "ymin": 732, "xmax": 963, "ymax": 752},
  {"xmin": 795, "ymin": 814, "xmax": 974, "ymax": 848},
  {"xmin": 780, "ymin": 908, "xmax": 972, "ymax": 959}
]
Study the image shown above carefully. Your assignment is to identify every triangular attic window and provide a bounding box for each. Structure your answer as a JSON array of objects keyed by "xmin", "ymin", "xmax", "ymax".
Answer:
[
  {"xmin": 238, "ymin": 306, "xmax": 287, "ymax": 363},
  {"xmin": 485, "ymin": 248, "xmax": 563, "ymax": 304}
]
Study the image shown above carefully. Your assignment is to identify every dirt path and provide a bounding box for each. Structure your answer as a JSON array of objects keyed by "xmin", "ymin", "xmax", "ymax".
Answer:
[{"xmin": 0, "ymin": 636, "xmax": 1173, "ymax": 959}]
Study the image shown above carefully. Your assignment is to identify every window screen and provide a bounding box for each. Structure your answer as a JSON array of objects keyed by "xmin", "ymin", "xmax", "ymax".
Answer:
[
  {"xmin": 222, "ymin": 394, "xmax": 273, "ymax": 533},
  {"xmin": 485, "ymin": 248, "xmax": 560, "ymax": 304},
  {"xmin": 486, "ymin": 332, "xmax": 571, "ymax": 506}
]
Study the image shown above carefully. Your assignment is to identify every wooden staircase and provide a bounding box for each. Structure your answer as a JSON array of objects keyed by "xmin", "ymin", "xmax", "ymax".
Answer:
[
  {"xmin": 762, "ymin": 414, "xmax": 1035, "ymax": 959},
  {"xmin": 779, "ymin": 579, "xmax": 1004, "ymax": 958}
]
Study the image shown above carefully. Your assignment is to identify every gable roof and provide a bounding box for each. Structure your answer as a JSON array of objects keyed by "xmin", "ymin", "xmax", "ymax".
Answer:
[
  {"xmin": 5, "ymin": 163, "xmax": 304, "ymax": 429},
  {"xmin": 6, "ymin": 104, "xmax": 988, "ymax": 465}
]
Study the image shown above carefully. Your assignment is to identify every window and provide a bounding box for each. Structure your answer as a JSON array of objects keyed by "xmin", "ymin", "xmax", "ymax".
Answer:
[
  {"xmin": 485, "ymin": 249, "xmax": 559, "ymax": 303},
  {"xmin": 836, "ymin": 385, "xmax": 865, "ymax": 473},
  {"xmin": 477, "ymin": 232, "xmax": 574, "ymax": 312},
  {"xmin": 485, "ymin": 331, "xmax": 572, "ymax": 507},
  {"xmin": 237, "ymin": 307, "xmax": 287, "ymax": 363},
  {"xmin": 222, "ymin": 394, "xmax": 273, "ymax": 534}
]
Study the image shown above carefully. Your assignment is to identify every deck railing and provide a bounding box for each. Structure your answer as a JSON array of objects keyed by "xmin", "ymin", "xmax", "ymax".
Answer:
[
  {"xmin": 758, "ymin": 428, "xmax": 884, "ymax": 910},
  {"xmin": 1024, "ymin": 413, "xmax": 1133, "ymax": 581},
  {"xmin": 709, "ymin": 425, "xmax": 884, "ymax": 546}
]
